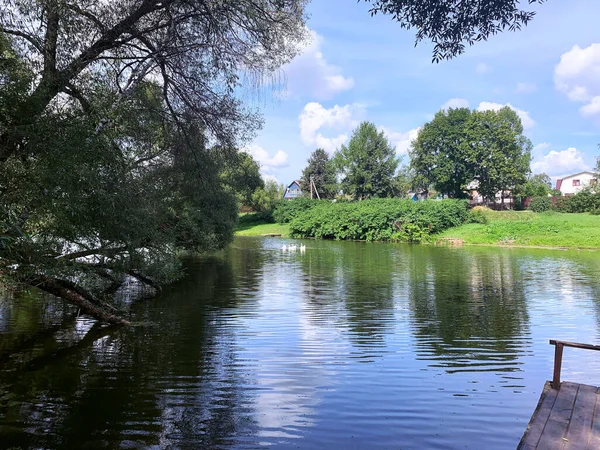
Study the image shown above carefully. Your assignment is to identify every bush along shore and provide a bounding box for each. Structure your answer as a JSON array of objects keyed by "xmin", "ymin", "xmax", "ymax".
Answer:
[
  {"xmin": 236, "ymin": 198, "xmax": 600, "ymax": 249},
  {"xmin": 238, "ymin": 198, "xmax": 471, "ymax": 243}
]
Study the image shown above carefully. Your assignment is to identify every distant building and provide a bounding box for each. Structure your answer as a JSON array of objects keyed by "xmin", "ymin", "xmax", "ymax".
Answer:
[
  {"xmin": 466, "ymin": 180, "xmax": 513, "ymax": 207},
  {"xmin": 407, "ymin": 191, "xmax": 428, "ymax": 202},
  {"xmin": 555, "ymin": 171, "xmax": 597, "ymax": 195},
  {"xmin": 282, "ymin": 180, "xmax": 303, "ymax": 199}
]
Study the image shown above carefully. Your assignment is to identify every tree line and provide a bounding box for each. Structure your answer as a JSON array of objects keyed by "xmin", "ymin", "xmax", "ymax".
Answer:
[{"xmin": 300, "ymin": 106, "xmax": 541, "ymax": 204}]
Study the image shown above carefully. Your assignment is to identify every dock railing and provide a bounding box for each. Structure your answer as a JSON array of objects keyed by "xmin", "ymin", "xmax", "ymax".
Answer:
[{"xmin": 550, "ymin": 339, "xmax": 600, "ymax": 389}]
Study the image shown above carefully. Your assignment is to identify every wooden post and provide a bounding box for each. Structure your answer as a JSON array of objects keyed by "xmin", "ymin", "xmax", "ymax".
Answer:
[{"xmin": 552, "ymin": 342, "xmax": 564, "ymax": 389}]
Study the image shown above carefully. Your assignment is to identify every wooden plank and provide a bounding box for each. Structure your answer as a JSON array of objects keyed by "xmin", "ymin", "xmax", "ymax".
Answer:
[
  {"xmin": 518, "ymin": 381, "xmax": 559, "ymax": 449},
  {"xmin": 587, "ymin": 387, "xmax": 600, "ymax": 450},
  {"xmin": 564, "ymin": 384, "xmax": 597, "ymax": 450},
  {"xmin": 536, "ymin": 382, "xmax": 579, "ymax": 450},
  {"xmin": 549, "ymin": 340, "xmax": 600, "ymax": 352},
  {"xmin": 553, "ymin": 343, "xmax": 564, "ymax": 388}
]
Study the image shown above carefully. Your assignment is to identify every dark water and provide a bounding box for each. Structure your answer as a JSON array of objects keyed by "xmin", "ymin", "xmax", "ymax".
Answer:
[{"xmin": 1, "ymin": 237, "xmax": 600, "ymax": 449}]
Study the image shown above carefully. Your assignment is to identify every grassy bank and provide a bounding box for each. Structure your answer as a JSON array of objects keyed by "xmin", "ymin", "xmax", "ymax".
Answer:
[
  {"xmin": 437, "ymin": 209, "xmax": 600, "ymax": 248},
  {"xmin": 235, "ymin": 214, "xmax": 290, "ymax": 237}
]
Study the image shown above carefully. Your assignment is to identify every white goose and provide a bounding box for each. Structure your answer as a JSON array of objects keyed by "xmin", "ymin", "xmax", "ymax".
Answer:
[{"xmin": 300, "ymin": 243, "xmax": 306, "ymax": 252}]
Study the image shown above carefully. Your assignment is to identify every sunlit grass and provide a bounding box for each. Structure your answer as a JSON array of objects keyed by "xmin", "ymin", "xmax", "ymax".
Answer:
[
  {"xmin": 437, "ymin": 209, "xmax": 600, "ymax": 248},
  {"xmin": 235, "ymin": 213, "xmax": 290, "ymax": 237}
]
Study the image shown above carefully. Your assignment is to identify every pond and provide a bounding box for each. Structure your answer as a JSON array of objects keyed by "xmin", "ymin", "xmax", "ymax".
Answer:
[{"xmin": 1, "ymin": 237, "xmax": 600, "ymax": 449}]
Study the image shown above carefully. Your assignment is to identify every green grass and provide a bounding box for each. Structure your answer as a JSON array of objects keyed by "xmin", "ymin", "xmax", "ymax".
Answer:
[
  {"xmin": 235, "ymin": 213, "xmax": 290, "ymax": 237},
  {"xmin": 437, "ymin": 209, "xmax": 600, "ymax": 248}
]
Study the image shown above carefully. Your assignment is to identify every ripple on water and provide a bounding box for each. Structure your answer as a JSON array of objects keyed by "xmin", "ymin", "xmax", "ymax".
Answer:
[{"xmin": 1, "ymin": 239, "xmax": 600, "ymax": 449}]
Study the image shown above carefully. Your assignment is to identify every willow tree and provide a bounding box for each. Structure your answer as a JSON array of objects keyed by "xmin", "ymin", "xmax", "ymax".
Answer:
[{"xmin": 0, "ymin": 1, "xmax": 307, "ymax": 323}]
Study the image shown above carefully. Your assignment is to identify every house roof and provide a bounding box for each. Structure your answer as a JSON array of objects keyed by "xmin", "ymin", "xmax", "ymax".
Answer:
[
  {"xmin": 287, "ymin": 179, "xmax": 302, "ymax": 188},
  {"xmin": 559, "ymin": 171, "xmax": 596, "ymax": 180},
  {"xmin": 555, "ymin": 179, "xmax": 562, "ymax": 191}
]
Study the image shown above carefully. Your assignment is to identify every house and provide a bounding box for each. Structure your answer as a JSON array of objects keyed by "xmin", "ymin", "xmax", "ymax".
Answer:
[
  {"xmin": 466, "ymin": 180, "xmax": 514, "ymax": 207},
  {"xmin": 407, "ymin": 191, "xmax": 428, "ymax": 201},
  {"xmin": 282, "ymin": 180, "xmax": 303, "ymax": 199},
  {"xmin": 555, "ymin": 171, "xmax": 597, "ymax": 195}
]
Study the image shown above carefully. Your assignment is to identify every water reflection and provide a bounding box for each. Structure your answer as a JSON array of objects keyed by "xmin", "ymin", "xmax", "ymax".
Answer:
[
  {"xmin": 407, "ymin": 246, "xmax": 530, "ymax": 374},
  {"xmin": 1, "ymin": 238, "xmax": 600, "ymax": 449}
]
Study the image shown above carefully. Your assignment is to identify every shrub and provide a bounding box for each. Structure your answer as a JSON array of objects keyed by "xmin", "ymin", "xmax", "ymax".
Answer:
[
  {"xmin": 272, "ymin": 197, "xmax": 320, "ymax": 224},
  {"xmin": 552, "ymin": 196, "xmax": 572, "ymax": 213},
  {"xmin": 529, "ymin": 196, "xmax": 551, "ymax": 212},
  {"xmin": 568, "ymin": 190, "xmax": 600, "ymax": 213},
  {"xmin": 590, "ymin": 208, "xmax": 600, "ymax": 215},
  {"xmin": 288, "ymin": 198, "xmax": 469, "ymax": 243},
  {"xmin": 467, "ymin": 207, "xmax": 489, "ymax": 224}
]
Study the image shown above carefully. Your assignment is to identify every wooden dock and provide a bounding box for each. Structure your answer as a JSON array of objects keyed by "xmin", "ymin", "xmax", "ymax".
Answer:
[{"xmin": 518, "ymin": 340, "xmax": 600, "ymax": 450}]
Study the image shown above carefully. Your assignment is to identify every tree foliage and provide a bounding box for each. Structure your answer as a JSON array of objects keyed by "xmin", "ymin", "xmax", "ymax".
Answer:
[
  {"xmin": 515, "ymin": 173, "xmax": 552, "ymax": 198},
  {"xmin": 363, "ymin": 0, "xmax": 546, "ymax": 61},
  {"xmin": 334, "ymin": 121, "xmax": 400, "ymax": 200},
  {"xmin": 464, "ymin": 107, "xmax": 532, "ymax": 202},
  {"xmin": 219, "ymin": 150, "xmax": 264, "ymax": 207},
  {"xmin": 411, "ymin": 107, "xmax": 472, "ymax": 198},
  {"xmin": 0, "ymin": 0, "xmax": 308, "ymax": 323},
  {"xmin": 411, "ymin": 106, "xmax": 531, "ymax": 202},
  {"xmin": 0, "ymin": 0, "xmax": 307, "ymax": 161},
  {"xmin": 300, "ymin": 148, "xmax": 337, "ymax": 198}
]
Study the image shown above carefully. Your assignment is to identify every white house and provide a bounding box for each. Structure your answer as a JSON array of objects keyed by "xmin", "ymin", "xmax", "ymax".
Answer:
[{"xmin": 555, "ymin": 171, "xmax": 597, "ymax": 195}]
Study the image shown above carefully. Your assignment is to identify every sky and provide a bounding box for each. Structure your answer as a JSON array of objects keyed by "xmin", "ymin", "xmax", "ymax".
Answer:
[{"xmin": 243, "ymin": 0, "xmax": 600, "ymax": 187}]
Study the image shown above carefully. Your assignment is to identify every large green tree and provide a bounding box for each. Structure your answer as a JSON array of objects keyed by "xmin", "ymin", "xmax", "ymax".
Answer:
[
  {"xmin": 334, "ymin": 121, "xmax": 399, "ymax": 200},
  {"xmin": 219, "ymin": 150, "xmax": 264, "ymax": 208},
  {"xmin": 411, "ymin": 106, "xmax": 531, "ymax": 202},
  {"xmin": 0, "ymin": 0, "xmax": 307, "ymax": 161},
  {"xmin": 411, "ymin": 107, "xmax": 473, "ymax": 198},
  {"xmin": 363, "ymin": 0, "xmax": 546, "ymax": 61},
  {"xmin": 0, "ymin": 0, "xmax": 307, "ymax": 324},
  {"xmin": 463, "ymin": 107, "xmax": 532, "ymax": 202},
  {"xmin": 301, "ymin": 148, "xmax": 337, "ymax": 199}
]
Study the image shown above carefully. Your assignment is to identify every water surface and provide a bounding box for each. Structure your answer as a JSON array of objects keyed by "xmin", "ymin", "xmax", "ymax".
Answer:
[{"xmin": 1, "ymin": 237, "xmax": 600, "ymax": 449}]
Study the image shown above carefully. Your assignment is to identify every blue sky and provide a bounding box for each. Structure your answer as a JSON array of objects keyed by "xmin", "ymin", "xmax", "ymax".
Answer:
[{"xmin": 244, "ymin": 0, "xmax": 600, "ymax": 186}]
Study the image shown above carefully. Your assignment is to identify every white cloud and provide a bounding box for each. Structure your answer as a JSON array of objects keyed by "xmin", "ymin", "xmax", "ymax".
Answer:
[
  {"xmin": 244, "ymin": 144, "xmax": 289, "ymax": 170},
  {"xmin": 278, "ymin": 29, "xmax": 354, "ymax": 100},
  {"xmin": 476, "ymin": 101, "xmax": 535, "ymax": 130},
  {"xmin": 441, "ymin": 98, "xmax": 470, "ymax": 110},
  {"xmin": 580, "ymin": 96, "xmax": 600, "ymax": 118},
  {"xmin": 531, "ymin": 147, "xmax": 591, "ymax": 176},
  {"xmin": 532, "ymin": 142, "xmax": 550, "ymax": 155},
  {"xmin": 516, "ymin": 82, "xmax": 537, "ymax": 94},
  {"xmin": 298, "ymin": 102, "xmax": 364, "ymax": 153},
  {"xmin": 380, "ymin": 126, "xmax": 421, "ymax": 156},
  {"xmin": 476, "ymin": 63, "xmax": 491, "ymax": 75},
  {"xmin": 262, "ymin": 174, "xmax": 280, "ymax": 185},
  {"xmin": 555, "ymin": 44, "xmax": 600, "ymax": 120}
]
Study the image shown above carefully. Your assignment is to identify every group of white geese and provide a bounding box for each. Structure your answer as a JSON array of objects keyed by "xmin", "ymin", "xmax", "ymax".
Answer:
[{"xmin": 281, "ymin": 243, "xmax": 306, "ymax": 253}]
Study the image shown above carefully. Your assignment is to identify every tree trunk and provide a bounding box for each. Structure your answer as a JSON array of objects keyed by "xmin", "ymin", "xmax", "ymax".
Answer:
[{"xmin": 22, "ymin": 274, "xmax": 130, "ymax": 325}]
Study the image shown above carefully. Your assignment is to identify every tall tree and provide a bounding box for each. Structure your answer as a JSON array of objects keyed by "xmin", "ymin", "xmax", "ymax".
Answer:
[
  {"xmin": 0, "ymin": 0, "xmax": 307, "ymax": 161},
  {"xmin": 410, "ymin": 107, "xmax": 473, "ymax": 198},
  {"xmin": 363, "ymin": 0, "xmax": 546, "ymax": 61},
  {"xmin": 334, "ymin": 121, "xmax": 399, "ymax": 200},
  {"xmin": 0, "ymin": 0, "xmax": 308, "ymax": 324},
  {"xmin": 301, "ymin": 148, "xmax": 337, "ymax": 198},
  {"xmin": 463, "ymin": 107, "xmax": 532, "ymax": 202},
  {"xmin": 219, "ymin": 150, "xmax": 264, "ymax": 208}
]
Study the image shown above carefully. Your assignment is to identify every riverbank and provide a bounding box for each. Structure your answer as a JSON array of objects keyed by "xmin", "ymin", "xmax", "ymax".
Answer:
[
  {"xmin": 437, "ymin": 209, "xmax": 600, "ymax": 249},
  {"xmin": 236, "ymin": 208, "xmax": 600, "ymax": 249},
  {"xmin": 235, "ymin": 214, "xmax": 290, "ymax": 237}
]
